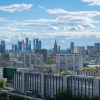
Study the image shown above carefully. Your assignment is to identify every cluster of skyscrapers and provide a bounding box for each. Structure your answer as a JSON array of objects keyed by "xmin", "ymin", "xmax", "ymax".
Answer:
[{"xmin": 12, "ymin": 38, "xmax": 42, "ymax": 52}]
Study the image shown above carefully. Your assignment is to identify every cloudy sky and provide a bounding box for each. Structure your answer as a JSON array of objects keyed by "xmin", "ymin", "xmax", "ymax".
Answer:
[{"xmin": 0, "ymin": 0, "xmax": 100, "ymax": 49}]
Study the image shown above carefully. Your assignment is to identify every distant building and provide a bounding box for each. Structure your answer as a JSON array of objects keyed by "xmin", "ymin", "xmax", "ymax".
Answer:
[
  {"xmin": 36, "ymin": 38, "xmax": 38, "ymax": 49},
  {"xmin": 0, "ymin": 40, "xmax": 5, "ymax": 54},
  {"xmin": 22, "ymin": 40, "xmax": 25, "ymax": 52},
  {"xmin": 18, "ymin": 41, "xmax": 22, "ymax": 52},
  {"xmin": 70, "ymin": 42, "xmax": 74, "ymax": 53},
  {"xmin": 54, "ymin": 40, "xmax": 57, "ymax": 56},
  {"xmin": 38, "ymin": 41, "xmax": 41, "ymax": 49},
  {"xmin": 23, "ymin": 53, "xmax": 43, "ymax": 67},
  {"xmin": 58, "ymin": 46, "xmax": 60, "ymax": 54},
  {"xmin": 12, "ymin": 44, "xmax": 14, "ymax": 52},
  {"xmin": 33, "ymin": 39, "xmax": 36, "ymax": 50},
  {"xmin": 56, "ymin": 54, "xmax": 83, "ymax": 72},
  {"xmin": 28, "ymin": 40, "xmax": 31, "ymax": 52},
  {"xmin": 94, "ymin": 43, "xmax": 100, "ymax": 52},
  {"xmin": 26, "ymin": 38, "xmax": 29, "ymax": 51},
  {"xmin": 34, "ymin": 49, "xmax": 47, "ymax": 62},
  {"xmin": 15, "ymin": 44, "xmax": 17, "ymax": 52},
  {"xmin": 74, "ymin": 46, "xmax": 85, "ymax": 54},
  {"xmin": 87, "ymin": 46, "xmax": 94, "ymax": 54}
]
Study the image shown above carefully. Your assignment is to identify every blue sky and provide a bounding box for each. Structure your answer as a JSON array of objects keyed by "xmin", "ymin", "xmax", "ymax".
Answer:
[{"xmin": 0, "ymin": 0, "xmax": 100, "ymax": 49}]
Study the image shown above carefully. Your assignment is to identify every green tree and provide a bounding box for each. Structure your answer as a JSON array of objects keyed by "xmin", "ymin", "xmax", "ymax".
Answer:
[
  {"xmin": 0, "ymin": 78, "xmax": 6, "ymax": 89},
  {"xmin": 60, "ymin": 70, "xmax": 74, "ymax": 76}
]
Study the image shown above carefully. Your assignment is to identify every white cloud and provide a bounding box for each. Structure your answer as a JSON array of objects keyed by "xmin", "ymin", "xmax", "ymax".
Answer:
[
  {"xmin": 1, "ymin": 8, "xmax": 100, "ymax": 32},
  {"xmin": 46, "ymin": 9, "xmax": 100, "ymax": 30},
  {"xmin": 25, "ymin": 18, "xmax": 58, "ymax": 23},
  {"xmin": 0, "ymin": 27, "xmax": 21, "ymax": 31},
  {"xmin": 39, "ymin": 6, "xmax": 44, "ymax": 9},
  {"xmin": 48, "ymin": 26, "xmax": 59, "ymax": 30},
  {"xmin": 82, "ymin": 0, "xmax": 100, "ymax": 6},
  {"xmin": 47, "ymin": 9, "xmax": 100, "ymax": 17},
  {"xmin": 0, "ymin": 3, "xmax": 33, "ymax": 12}
]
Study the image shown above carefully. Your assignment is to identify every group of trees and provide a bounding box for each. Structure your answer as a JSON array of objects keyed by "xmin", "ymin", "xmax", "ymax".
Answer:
[
  {"xmin": 83, "ymin": 66, "xmax": 99, "ymax": 71},
  {"xmin": 60, "ymin": 70, "xmax": 74, "ymax": 76},
  {"xmin": 44, "ymin": 60, "xmax": 56, "ymax": 65}
]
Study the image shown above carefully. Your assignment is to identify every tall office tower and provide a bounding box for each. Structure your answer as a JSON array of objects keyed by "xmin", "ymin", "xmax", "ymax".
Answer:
[
  {"xmin": 33, "ymin": 39, "xmax": 36, "ymax": 50},
  {"xmin": 15, "ymin": 44, "xmax": 17, "ymax": 52},
  {"xmin": 54, "ymin": 40, "xmax": 57, "ymax": 56},
  {"xmin": 29, "ymin": 40, "xmax": 31, "ymax": 52},
  {"xmin": 18, "ymin": 41, "xmax": 22, "ymax": 52},
  {"xmin": 38, "ymin": 41, "xmax": 41, "ymax": 49},
  {"xmin": 0, "ymin": 40, "xmax": 5, "ymax": 54},
  {"xmin": 70, "ymin": 42, "xmax": 74, "ymax": 53},
  {"xmin": 58, "ymin": 46, "xmax": 60, "ymax": 54},
  {"xmin": 36, "ymin": 38, "xmax": 38, "ymax": 49},
  {"xmin": 34, "ymin": 49, "xmax": 47, "ymax": 62},
  {"xmin": 94, "ymin": 43, "xmax": 100, "ymax": 52},
  {"xmin": 1, "ymin": 41, "xmax": 5, "ymax": 44},
  {"xmin": 22, "ymin": 40, "xmax": 25, "ymax": 52},
  {"xmin": 26, "ymin": 38, "xmax": 29, "ymax": 51},
  {"xmin": 12, "ymin": 44, "xmax": 15, "ymax": 52}
]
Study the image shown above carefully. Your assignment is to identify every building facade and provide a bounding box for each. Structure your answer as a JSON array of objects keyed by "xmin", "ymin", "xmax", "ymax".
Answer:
[
  {"xmin": 94, "ymin": 43, "xmax": 100, "ymax": 52},
  {"xmin": 34, "ymin": 49, "xmax": 47, "ymax": 62},
  {"xmin": 23, "ymin": 53, "xmax": 43, "ymax": 68},
  {"xmin": 56, "ymin": 54, "xmax": 83, "ymax": 72},
  {"xmin": 13, "ymin": 71, "xmax": 100, "ymax": 99},
  {"xmin": 74, "ymin": 46, "xmax": 85, "ymax": 54}
]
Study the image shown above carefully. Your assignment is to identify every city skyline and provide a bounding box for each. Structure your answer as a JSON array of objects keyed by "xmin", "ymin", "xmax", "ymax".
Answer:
[{"xmin": 0, "ymin": 0, "xmax": 100, "ymax": 49}]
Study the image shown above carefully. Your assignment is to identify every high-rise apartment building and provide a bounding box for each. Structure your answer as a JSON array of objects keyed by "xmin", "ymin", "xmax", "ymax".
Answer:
[
  {"xmin": 34, "ymin": 49, "xmax": 47, "ymax": 62},
  {"xmin": 23, "ymin": 53, "xmax": 43, "ymax": 67},
  {"xmin": 56, "ymin": 54, "xmax": 83, "ymax": 72},
  {"xmin": 74, "ymin": 46, "xmax": 85, "ymax": 54}
]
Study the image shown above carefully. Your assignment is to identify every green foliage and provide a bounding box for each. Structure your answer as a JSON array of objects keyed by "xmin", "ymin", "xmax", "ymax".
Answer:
[
  {"xmin": 84, "ymin": 66, "xmax": 99, "ymax": 71},
  {"xmin": 44, "ymin": 60, "xmax": 56, "ymax": 65},
  {"xmin": 0, "ymin": 78, "xmax": 6, "ymax": 88},
  {"xmin": 59, "ymin": 70, "xmax": 74, "ymax": 76}
]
